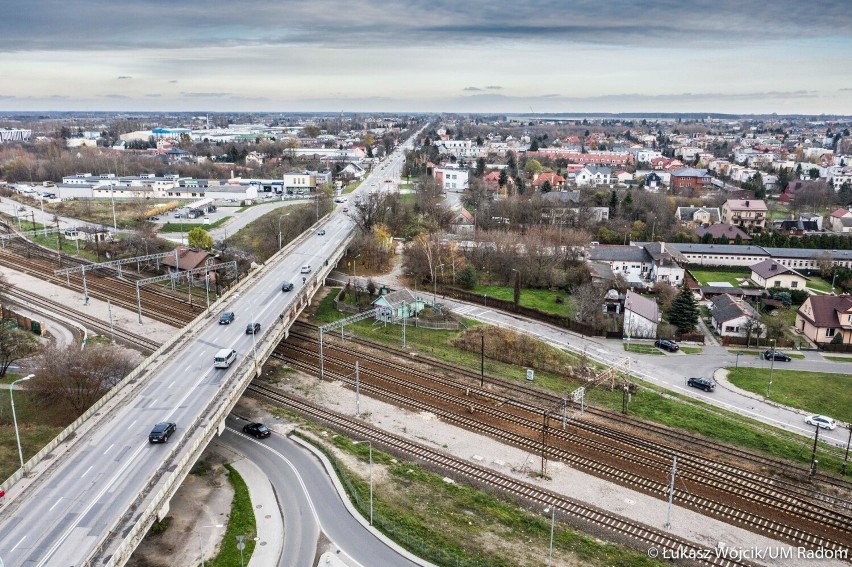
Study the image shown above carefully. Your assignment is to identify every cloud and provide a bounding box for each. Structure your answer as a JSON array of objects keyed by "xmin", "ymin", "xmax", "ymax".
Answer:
[
  {"xmin": 180, "ymin": 92, "xmax": 232, "ymax": 97},
  {"xmin": 117, "ymin": 75, "xmax": 132, "ymax": 79},
  {"xmin": 168, "ymin": 80, "xmax": 178, "ymax": 83},
  {"xmin": 485, "ymin": 85, "xmax": 502, "ymax": 90},
  {"xmin": 101, "ymin": 94, "xmax": 130, "ymax": 98},
  {"xmin": 144, "ymin": 93, "xmax": 161, "ymax": 97},
  {"xmin": 839, "ymin": 88, "xmax": 852, "ymax": 92},
  {"xmin": 463, "ymin": 86, "xmax": 482, "ymax": 91}
]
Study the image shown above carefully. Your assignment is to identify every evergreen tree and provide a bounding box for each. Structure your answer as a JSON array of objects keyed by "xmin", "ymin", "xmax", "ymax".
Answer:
[
  {"xmin": 609, "ymin": 191, "xmax": 618, "ymax": 216},
  {"xmin": 457, "ymin": 265, "xmax": 478, "ymax": 290},
  {"xmin": 498, "ymin": 169, "xmax": 508, "ymax": 188},
  {"xmin": 667, "ymin": 284, "xmax": 699, "ymax": 333}
]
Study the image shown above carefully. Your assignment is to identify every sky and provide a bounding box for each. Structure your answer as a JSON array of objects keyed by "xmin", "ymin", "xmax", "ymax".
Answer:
[{"xmin": 1, "ymin": 0, "xmax": 851, "ymax": 115}]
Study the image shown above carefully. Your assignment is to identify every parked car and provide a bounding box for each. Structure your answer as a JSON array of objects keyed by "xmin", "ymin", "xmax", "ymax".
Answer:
[
  {"xmin": 317, "ymin": 229, "xmax": 326, "ymax": 236},
  {"xmin": 149, "ymin": 422, "xmax": 176, "ymax": 443},
  {"xmin": 805, "ymin": 415, "xmax": 837, "ymax": 430},
  {"xmin": 243, "ymin": 422, "xmax": 271, "ymax": 438},
  {"xmin": 300, "ymin": 265, "xmax": 312, "ymax": 274},
  {"xmin": 687, "ymin": 377, "xmax": 716, "ymax": 392},
  {"xmin": 342, "ymin": 207, "xmax": 349, "ymax": 213},
  {"xmin": 246, "ymin": 322, "xmax": 261, "ymax": 334},
  {"xmin": 763, "ymin": 350, "xmax": 791, "ymax": 362},
  {"xmin": 281, "ymin": 281, "xmax": 294, "ymax": 292},
  {"xmin": 654, "ymin": 339, "xmax": 679, "ymax": 352},
  {"xmin": 219, "ymin": 311, "xmax": 235, "ymax": 324}
]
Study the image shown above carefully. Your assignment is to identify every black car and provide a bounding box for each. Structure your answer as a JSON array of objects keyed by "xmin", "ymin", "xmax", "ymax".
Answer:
[
  {"xmin": 654, "ymin": 339, "xmax": 679, "ymax": 352},
  {"xmin": 317, "ymin": 229, "xmax": 326, "ymax": 236},
  {"xmin": 219, "ymin": 311, "xmax": 235, "ymax": 324},
  {"xmin": 281, "ymin": 281, "xmax": 294, "ymax": 292},
  {"xmin": 246, "ymin": 322, "xmax": 261, "ymax": 334},
  {"xmin": 243, "ymin": 422, "xmax": 271, "ymax": 439},
  {"xmin": 687, "ymin": 377, "xmax": 716, "ymax": 392},
  {"xmin": 149, "ymin": 422, "xmax": 176, "ymax": 443},
  {"xmin": 764, "ymin": 350, "xmax": 791, "ymax": 362}
]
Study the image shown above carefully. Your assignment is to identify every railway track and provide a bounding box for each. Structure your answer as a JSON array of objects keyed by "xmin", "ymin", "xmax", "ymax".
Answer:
[
  {"xmin": 247, "ymin": 384, "xmax": 754, "ymax": 567},
  {"xmin": 275, "ymin": 332, "xmax": 852, "ymax": 552},
  {"xmin": 6, "ymin": 287, "xmax": 161, "ymax": 352},
  {"xmin": 297, "ymin": 321, "xmax": 852, "ymax": 497},
  {"xmin": 0, "ymin": 227, "xmax": 201, "ymax": 327}
]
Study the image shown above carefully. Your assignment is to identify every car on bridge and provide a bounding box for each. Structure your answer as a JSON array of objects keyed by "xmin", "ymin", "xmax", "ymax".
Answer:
[
  {"xmin": 281, "ymin": 281, "xmax": 294, "ymax": 292},
  {"xmin": 300, "ymin": 265, "xmax": 312, "ymax": 274},
  {"xmin": 246, "ymin": 322, "xmax": 261, "ymax": 334},
  {"xmin": 243, "ymin": 422, "xmax": 271, "ymax": 438},
  {"xmin": 148, "ymin": 422, "xmax": 176, "ymax": 443},
  {"xmin": 317, "ymin": 229, "xmax": 326, "ymax": 236},
  {"xmin": 219, "ymin": 311, "xmax": 235, "ymax": 324}
]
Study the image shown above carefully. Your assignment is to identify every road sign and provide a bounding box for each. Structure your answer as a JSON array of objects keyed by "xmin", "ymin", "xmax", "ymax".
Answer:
[{"xmin": 526, "ymin": 369, "xmax": 534, "ymax": 381}]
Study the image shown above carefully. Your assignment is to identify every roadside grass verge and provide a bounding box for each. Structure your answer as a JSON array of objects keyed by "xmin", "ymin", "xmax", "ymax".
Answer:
[
  {"xmin": 679, "ymin": 346, "xmax": 703, "ymax": 355},
  {"xmin": 311, "ymin": 290, "xmax": 850, "ymax": 477},
  {"xmin": 158, "ymin": 217, "xmax": 230, "ymax": 233},
  {"xmin": 824, "ymin": 355, "xmax": 852, "ymax": 362},
  {"xmin": 290, "ymin": 431, "xmax": 664, "ymax": 567},
  {"xmin": 471, "ymin": 285, "xmax": 575, "ymax": 318},
  {"xmin": 727, "ymin": 368, "xmax": 852, "ymax": 422},
  {"xmin": 206, "ymin": 464, "xmax": 257, "ymax": 567},
  {"xmin": 623, "ymin": 343, "xmax": 663, "ymax": 355}
]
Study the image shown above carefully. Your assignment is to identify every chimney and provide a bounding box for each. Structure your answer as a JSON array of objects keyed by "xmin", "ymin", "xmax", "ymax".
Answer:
[{"xmin": 745, "ymin": 200, "xmax": 750, "ymax": 207}]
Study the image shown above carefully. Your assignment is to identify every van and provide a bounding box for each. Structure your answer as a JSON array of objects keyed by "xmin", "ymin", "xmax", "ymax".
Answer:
[{"xmin": 214, "ymin": 348, "xmax": 237, "ymax": 368}]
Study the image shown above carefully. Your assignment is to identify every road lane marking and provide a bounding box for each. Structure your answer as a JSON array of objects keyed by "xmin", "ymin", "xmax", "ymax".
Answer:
[
  {"xmin": 81, "ymin": 466, "xmax": 93, "ymax": 478},
  {"xmin": 48, "ymin": 498, "xmax": 63, "ymax": 512},
  {"xmin": 127, "ymin": 420, "xmax": 137, "ymax": 430},
  {"xmin": 168, "ymin": 380, "xmax": 175, "ymax": 389},
  {"xmin": 10, "ymin": 535, "xmax": 26, "ymax": 552},
  {"xmin": 103, "ymin": 444, "xmax": 114, "ymax": 455}
]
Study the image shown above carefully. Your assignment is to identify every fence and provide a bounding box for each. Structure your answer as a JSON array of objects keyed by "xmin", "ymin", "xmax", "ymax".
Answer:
[
  {"xmin": 819, "ymin": 342, "xmax": 852, "ymax": 353},
  {"xmin": 440, "ymin": 286, "xmax": 604, "ymax": 337},
  {"xmin": 721, "ymin": 335, "xmax": 795, "ymax": 348}
]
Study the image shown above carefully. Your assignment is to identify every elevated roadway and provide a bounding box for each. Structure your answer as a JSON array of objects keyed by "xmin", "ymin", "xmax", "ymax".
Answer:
[{"xmin": 0, "ymin": 128, "xmax": 423, "ymax": 567}]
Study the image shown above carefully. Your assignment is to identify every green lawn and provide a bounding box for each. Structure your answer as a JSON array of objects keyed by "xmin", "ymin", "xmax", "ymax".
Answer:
[
  {"xmin": 312, "ymin": 290, "xmax": 851, "ymax": 475},
  {"xmin": 0, "ymin": 388, "xmax": 70, "ymax": 481},
  {"xmin": 679, "ymin": 346, "xmax": 704, "ymax": 355},
  {"xmin": 158, "ymin": 217, "xmax": 230, "ymax": 233},
  {"xmin": 688, "ymin": 269, "xmax": 751, "ymax": 287},
  {"xmin": 824, "ymin": 355, "xmax": 852, "ymax": 363},
  {"xmin": 206, "ymin": 464, "xmax": 257, "ymax": 567},
  {"xmin": 472, "ymin": 285, "xmax": 575, "ymax": 318},
  {"xmin": 623, "ymin": 343, "xmax": 663, "ymax": 355},
  {"xmin": 728, "ymin": 368, "xmax": 852, "ymax": 422},
  {"xmin": 806, "ymin": 277, "xmax": 834, "ymax": 293}
]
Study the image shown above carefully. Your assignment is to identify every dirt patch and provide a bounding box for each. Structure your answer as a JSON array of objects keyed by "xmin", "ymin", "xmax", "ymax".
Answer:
[{"xmin": 126, "ymin": 449, "xmax": 234, "ymax": 567}]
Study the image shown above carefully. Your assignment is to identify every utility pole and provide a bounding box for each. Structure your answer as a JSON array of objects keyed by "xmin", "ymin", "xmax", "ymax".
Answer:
[
  {"xmin": 355, "ymin": 361, "xmax": 360, "ymax": 417},
  {"xmin": 810, "ymin": 424, "xmax": 820, "ymax": 478},
  {"xmin": 480, "ymin": 331, "xmax": 485, "ymax": 388},
  {"xmin": 843, "ymin": 425, "xmax": 851, "ymax": 476},
  {"xmin": 540, "ymin": 411, "xmax": 549, "ymax": 477},
  {"xmin": 665, "ymin": 455, "xmax": 677, "ymax": 529}
]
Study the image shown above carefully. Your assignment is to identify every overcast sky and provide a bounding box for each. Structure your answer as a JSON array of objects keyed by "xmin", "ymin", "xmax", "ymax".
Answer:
[{"xmin": 1, "ymin": 0, "xmax": 850, "ymax": 115}]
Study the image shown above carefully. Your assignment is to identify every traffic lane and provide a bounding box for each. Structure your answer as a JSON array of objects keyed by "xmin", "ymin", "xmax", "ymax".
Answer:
[
  {"xmin": 221, "ymin": 427, "xmax": 319, "ymax": 567},
  {"xmin": 224, "ymin": 425, "xmax": 421, "ymax": 567}
]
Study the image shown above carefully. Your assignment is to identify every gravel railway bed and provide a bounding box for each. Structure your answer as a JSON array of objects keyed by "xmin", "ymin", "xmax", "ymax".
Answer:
[
  {"xmin": 0, "ymin": 234, "xmax": 200, "ymax": 327},
  {"xmin": 248, "ymin": 383, "xmax": 754, "ymax": 567},
  {"xmin": 276, "ymin": 333, "xmax": 852, "ymax": 552},
  {"xmin": 296, "ymin": 321, "xmax": 852, "ymax": 499}
]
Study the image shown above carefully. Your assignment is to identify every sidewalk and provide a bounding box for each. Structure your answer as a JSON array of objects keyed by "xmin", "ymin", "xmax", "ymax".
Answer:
[{"xmin": 229, "ymin": 457, "xmax": 284, "ymax": 567}]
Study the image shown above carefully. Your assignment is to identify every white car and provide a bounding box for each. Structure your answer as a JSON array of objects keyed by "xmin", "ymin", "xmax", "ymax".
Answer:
[
  {"xmin": 805, "ymin": 415, "xmax": 836, "ymax": 430},
  {"xmin": 300, "ymin": 265, "xmax": 312, "ymax": 274}
]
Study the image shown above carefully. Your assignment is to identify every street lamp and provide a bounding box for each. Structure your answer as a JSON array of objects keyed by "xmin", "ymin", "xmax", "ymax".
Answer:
[
  {"xmin": 543, "ymin": 506, "xmax": 556, "ymax": 567},
  {"xmin": 766, "ymin": 338, "xmax": 777, "ymax": 398},
  {"xmin": 434, "ymin": 263, "xmax": 444, "ymax": 305},
  {"xmin": 10, "ymin": 374, "xmax": 34, "ymax": 468},
  {"xmin": 198, "ymin": 524, "xmax": 224, "ymax": 567},
  {"xmin": 735, "ymin": 352, "xmax": 743, "ymax": 369},
  {"xmin": 277, "ymin": 212, "xmax": 290, "ymax": 250},
  {"xmin": 352, "ymin": 440, "xmax": 373, "ymax": 525},
  {"xmin": 832, "ymin": 271, "xmax": 837, "ymax": 294},
  {"xmin": 352, "ymin": 254, "xmax": 361, "ymax": 281}
]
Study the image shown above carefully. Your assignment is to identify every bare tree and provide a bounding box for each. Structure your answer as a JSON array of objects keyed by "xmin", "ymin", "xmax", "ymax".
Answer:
[
  {"xmin": 0, "ymin": 326, "xmax": 38, "ymax": 376},
  {"xmin": 26, "ymin": 344, "xmax": 140, "ymax": 416},
  {"xmin": 573, "ymin": 282, "xmax": 605, "ymax": 323}
]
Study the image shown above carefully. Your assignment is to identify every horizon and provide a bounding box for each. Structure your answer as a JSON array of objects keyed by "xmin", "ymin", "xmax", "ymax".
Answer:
[{"xmin": 1, "ymin": 1, "xmax": 851, "ymax": 115}]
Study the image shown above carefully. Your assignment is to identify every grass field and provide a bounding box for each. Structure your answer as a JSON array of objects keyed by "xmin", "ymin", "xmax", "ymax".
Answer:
[
  {"xmin": 206, "ymin": 464, "xmax": 257, "ymax": 567},
  {"xmin": 472, "ymin": 285, "xmax": 576, "ymax": 318},
  {"xmin": 11, "ymin": 196, "xmax": 185, "ymax": 230},
  {"xmin": 825, "ymin": 355, "xmax": 852, "ymax": 363},
  {"xmin": 623, "ymin": 343, "xmax": 663, "ymax": 355},
  {"xmin": 312, "ymin": 290, "xmax": 851, "ymax": 475},
  {"xmin": 679, "ymin": 346, "xmax": 704, "ymax": 354},
  {"xmin": 806, "ymin": 276, "xmax": 834, "ymax": 293},
  {"xmin": 688, "ymin": 269, "xmax": 752, "ymax": 287},
  {"xmin": 728, "ymin": 367, "xmax": 852, "ymax": 422},
  {"xmin": 157, "ymin": 217, "xmax": 230, "ymax": 233},
  {"xmin": 0, "ymin": 386, "xmax": 70, "ymax": 481}
]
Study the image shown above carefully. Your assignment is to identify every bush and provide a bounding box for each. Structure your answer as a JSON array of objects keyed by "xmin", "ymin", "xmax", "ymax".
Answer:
[{"xmin": 456, "ymin": 265, "xmax": 478, "ymax": 290}]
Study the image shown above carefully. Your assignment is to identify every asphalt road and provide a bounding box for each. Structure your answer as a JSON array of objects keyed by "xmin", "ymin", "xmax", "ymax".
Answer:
[{"xmin": 221, "ymin": 422, "xmax": 423, "ymax": 567}]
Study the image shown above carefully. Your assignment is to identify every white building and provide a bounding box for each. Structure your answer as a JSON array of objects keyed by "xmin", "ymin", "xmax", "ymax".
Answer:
[
  {"xmin": 575, "ymin": 166, "xmax": 612, "ymax": 187},
  {"xmin": 710, "ymin": 294, "xmax": 763, "ymax": 337},
  {"xmin": 623, "ymin": 289, "xmax": 660, "ymax": 339},
  {"xmin": 434, "ymin": 166, "xmax": 470, "ymax": 192}
]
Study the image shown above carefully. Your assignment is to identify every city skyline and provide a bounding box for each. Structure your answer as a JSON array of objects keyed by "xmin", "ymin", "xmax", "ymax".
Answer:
[{"xmin": 1, "ymin": 0, "xmax": 850, "ymax": 114}]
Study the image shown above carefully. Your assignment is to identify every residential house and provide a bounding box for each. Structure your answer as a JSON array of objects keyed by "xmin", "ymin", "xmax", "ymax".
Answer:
[
  {"xmin": 587, "ymin": 242, "xmax": 686, "ymax": 288},
  {"xmin": 749, "ymin": 259, "xmax": 808, "ymax": 290},
  {"xmin": 450, "ymin": 207, "xmax": 476, "ymax": 234},
  {"xmin": 482, "ymin": 170, "xmax": 514, "ymax": 196},
  {"xmin": 779, "ymin": 179, "xmax": 825, "ymax": 203},
  {"xmin": 710, "ymin": 293, "xmax": 763, "ymax": 338},
  {"xmin": 676, "ymin": 206, "xmax": 721, "ymax": 228},
  {"xmin": 160, "ymin": 247, "xmax": 216, "ymax": 280},
  {"xmin": 695, "ymin": 223, "xmax": 752, "ymax": 243},
  {"xmin": 721, "ymin": 199, "xmax": 768, "ymax": 233},
  {"xmin": 532, "ymin": 171, "xmax": 566, "ymax": 191},
  {"xmin": 774, "ymin": 219, "xmax": 821, "ymax": 236},
  {"xmin": 614, "ymin": 170, "xmax": 634, "ymax": 184},
  {"xmin": 643, "ymin": 172, "xmax": 663, "ymax": 191},
  {"xmin": 433, "ymin": 166, "xmax": 470, "ymax": 192},
  {"xmin": 540, "ymin": 191, "xmax": 580, "ymax": 224},
  {"xmin": 795, "ymin": 295, "xmax": 852, "ymax": 345},
  {"xmin": 669, "ymin": 168, "xmax": 711, "ymax": 191},
  {"xmin": 372, "ymin": 289, "xmax": 426, "ymax": 322},
  {"xmin": 829, "ymin": 208, "xmax": 852, "ymax": 233},
  {"xmin": 575, "ymin": 166, "xmax": 612, "ymax": 187},
  {"xmin": 623, "ymin": 289, "xmax": 660, "ymax": 339}
]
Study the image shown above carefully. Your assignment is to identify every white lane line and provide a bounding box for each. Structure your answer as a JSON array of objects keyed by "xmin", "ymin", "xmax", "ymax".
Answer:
[
  {"xmin": 127, "ymin": 420, "xmax": 137, "ymax": 430},
  {"xmin": 48, "ymin": 498, "xmax": 63, "ymax": 512},
  {"xmin": 10, "ymin": 535, "xmax": 26, "ymax": 552},
  {"xmin": 81, "ymin": 466, "xmax": 93, "ymax": 478},
  {"xmin": 150, "ymin": 399, "xmax": 157, "ymax": 407},
  {"xmin": 168, "ymin": 380, "xmax": 175, "ymax": 389},
  {"xmin": 103, "ymin": 444, "xmax": 114, "ymax": 456}
]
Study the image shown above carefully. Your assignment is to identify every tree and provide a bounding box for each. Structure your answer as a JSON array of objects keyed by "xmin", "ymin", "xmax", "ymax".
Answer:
[
  {"xmin": 524, "ymin": 159, "xmax": 543, "ymax": 176},
  {"xmin": 498, "ymin": 169, "xmax": 508, "ymax": 188},
  {"xmin": 609, "ymin": 191, "xmax": 618, "ymax": 216},
  {"xmin": 808, "ymin": 167, "xmax": 820, "ymax": 180},
  {"xmin": 27, "ymin": 344, "xmax": 140, "ymax": 417},
  {"xmin": 667, "ymin": 285, "xmax": 699, "ymax": 333},
  {"xmin": 475, "ymin": 157, "xmax": 486, "ymax": 178},
  {"xmin": 187, "ymin": 227, "xmax": 214, "ymax": 251},
  {"xmin": 0, "ymin": 326, "xmax": 39, "ymax": 376},
  {"xmin": 456, "ymin": 265, "xmax": 478, "ymax": 290},
  {"xmin": 573, "ymin": 282, "xmax": 605, "ymax": 324}
]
